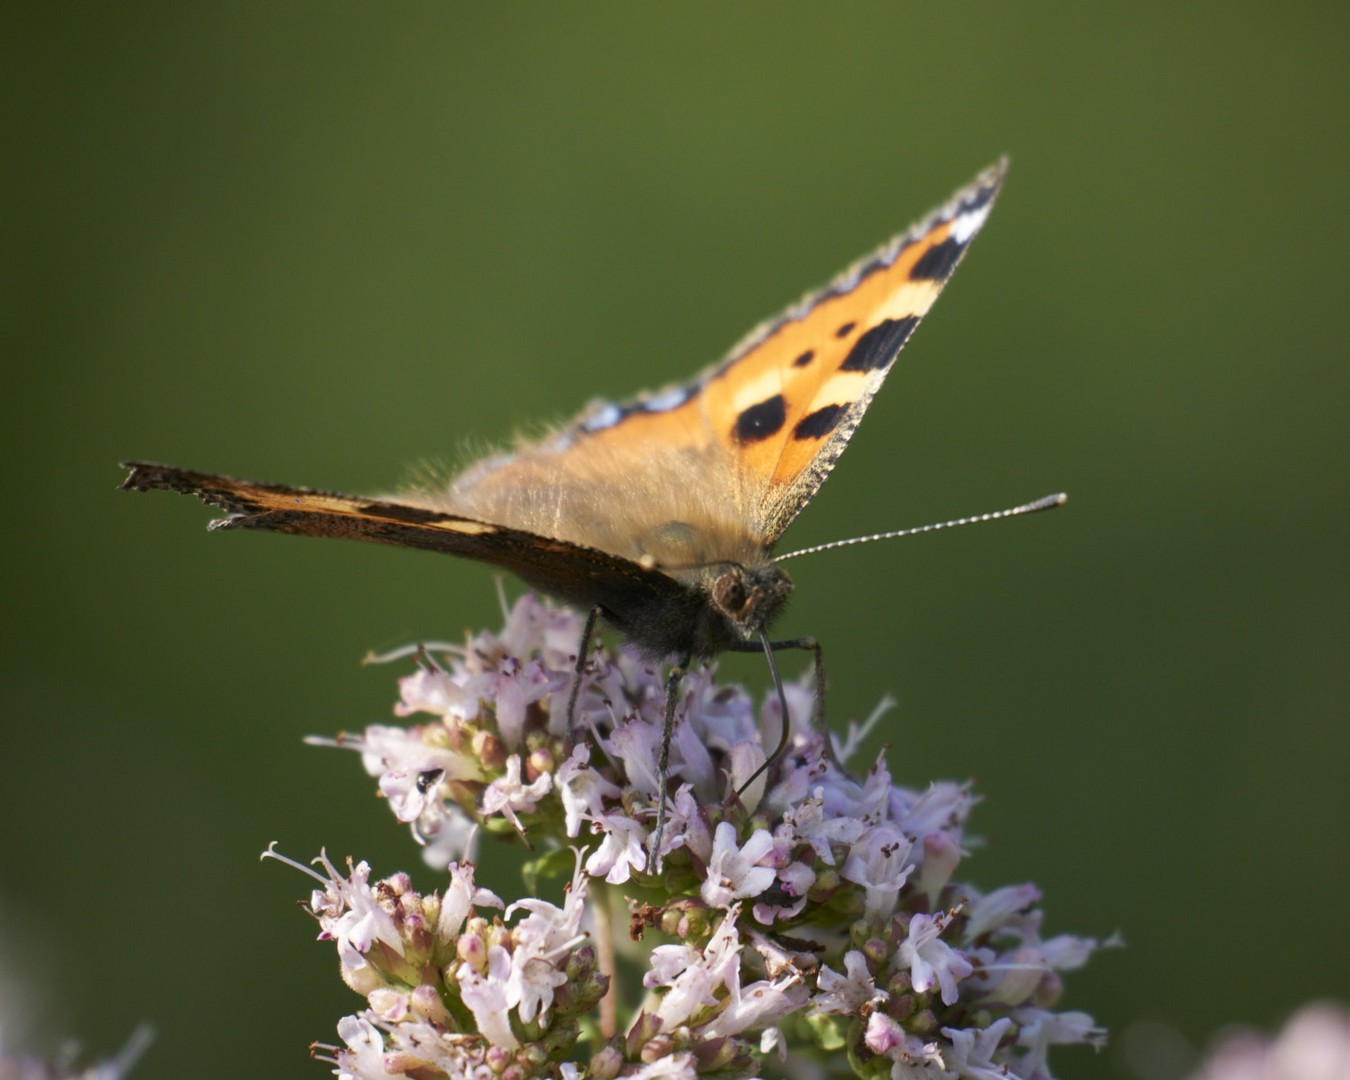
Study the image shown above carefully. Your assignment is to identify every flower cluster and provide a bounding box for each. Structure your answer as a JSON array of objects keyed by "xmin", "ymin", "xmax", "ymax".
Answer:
[
  {"xmin": 1182, "ymin": 1002, "xmax": 1350, "ymax": 1080},
  {"xmin": 299, "ymin": 592, "xmax": 1108, "ymax": 1080},
  {"xmin": 276, "ymin": 847, "xmax": 605, "ymax": 1080}
]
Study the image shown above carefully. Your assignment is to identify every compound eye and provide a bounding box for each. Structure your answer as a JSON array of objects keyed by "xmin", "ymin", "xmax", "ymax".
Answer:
[{"xmin": 713, "ymin": 572, "xmax": 749, "ymax": 616}]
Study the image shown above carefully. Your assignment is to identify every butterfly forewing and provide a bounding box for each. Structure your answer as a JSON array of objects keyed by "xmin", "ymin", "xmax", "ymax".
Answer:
[
  {"xmin": 453, "ymin": 161, "xmax": 1006, "ymax": 566},
  {"xmin": 708, "ymin": 160, "xmax": 1007, "ymax": 544}
]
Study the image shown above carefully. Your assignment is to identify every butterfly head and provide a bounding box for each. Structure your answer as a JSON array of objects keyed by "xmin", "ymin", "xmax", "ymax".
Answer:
[
  {"xmin": 711, "ymin": 562, "xmax": 789, "ymax": 627},
  {"xmin": 686, "ymin": 558, "xmax": 793, "ymax": 657}
]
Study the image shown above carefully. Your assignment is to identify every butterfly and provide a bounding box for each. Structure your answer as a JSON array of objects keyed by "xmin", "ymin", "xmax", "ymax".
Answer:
[{"xmin": 122, "ymin": 160, "xmax": 1017, "ymax": 852}]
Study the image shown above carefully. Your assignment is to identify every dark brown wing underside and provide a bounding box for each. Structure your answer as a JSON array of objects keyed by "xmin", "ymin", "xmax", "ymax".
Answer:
[{"xmin": 118, "ymin": 462, "xmax": 697, "ymax": 651}]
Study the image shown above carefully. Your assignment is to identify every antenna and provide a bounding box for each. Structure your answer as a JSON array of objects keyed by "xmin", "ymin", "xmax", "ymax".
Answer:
[{"xmin": 775, "ymin": 492, "xmax": 1067, "ymax": 562}]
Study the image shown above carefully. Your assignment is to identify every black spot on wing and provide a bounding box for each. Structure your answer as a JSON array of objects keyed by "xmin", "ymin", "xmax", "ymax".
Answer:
[
  {"xmin": 838, "ymin": 315, "xmax": 919, "ymax": 373},
  {"xmin": 734, "ymin": 394, "xmax": 787, "ymax": 443},
  {"xmin": 793, "ymin": 403, "xmax": 846, "ymax": 440},
  {"xmin": 793, "ymin": 350, "xmax": 815, "ymax": 368},
  {"xmin": 910, "ymin": 237, "xmax": 965, "ymax": 282},
  {"xmin": 835, "ymin": 321, "xmax": 857, "ymax": 338}
]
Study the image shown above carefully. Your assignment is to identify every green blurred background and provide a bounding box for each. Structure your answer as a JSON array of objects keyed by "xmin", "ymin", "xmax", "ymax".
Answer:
[{"xmin": 3, "ymin": 4, "xmax": 1347, "ymax": 1077}]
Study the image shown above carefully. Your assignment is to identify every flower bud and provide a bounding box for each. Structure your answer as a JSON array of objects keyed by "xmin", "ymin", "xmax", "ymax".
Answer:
[
  {"xmin": 589, "ymin": 1042, "xmax": 624, "ymax": 1080},
  {"xmin": 474, "ymin": 731, "xmax": 507, "ymax": 772},
  {"xmin": 527, "ymin": 747, "xmax": 554, "ymax": 780}
]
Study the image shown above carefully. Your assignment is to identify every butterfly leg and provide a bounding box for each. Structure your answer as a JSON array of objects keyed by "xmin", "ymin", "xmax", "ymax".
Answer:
[
  {"xmin": 764, "ymin": 636, "xmax": 825, "ymax": 728},
  {"xmin": 564, "ymin": 605, "xmax": 602, "ymax": 743},
  {"xmin": 727, "ymin": 635, "xmax": 829, "ymax": 795},
  {"xmin": 650, "ymin": 650, "xmax": 692, "ymax": 868},
  {"xmin": 727, "ymin": 635, "xmax": 825, "ymax": 726}
]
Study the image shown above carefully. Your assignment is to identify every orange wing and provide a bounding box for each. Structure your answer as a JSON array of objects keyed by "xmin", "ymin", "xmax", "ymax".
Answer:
[{"xmin": 552, "ymin": 160, "xmax": 1007, "ymax": 547}]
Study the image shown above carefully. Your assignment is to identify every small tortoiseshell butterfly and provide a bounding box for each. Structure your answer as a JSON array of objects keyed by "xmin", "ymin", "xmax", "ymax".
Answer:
[{"xmin": 123, "ymin": 161, "xmax": 1024, "ymax": 842}]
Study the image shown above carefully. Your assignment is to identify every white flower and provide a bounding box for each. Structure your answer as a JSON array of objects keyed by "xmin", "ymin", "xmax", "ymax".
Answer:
[
  {"xmin": 748, "ymin": 930, "xmax": 812, "ymax": 979},
  {"xmin": 727, "ymin": 741, "xmax": 769, "ymax": 812},
  {"xmin": 681, "ymin": 666, "xmax": 761, "ymax": 755},
  {"xmin": 699, "ymin": 972, "xmax": 808, "ymax": 1039},
  {"xmin": 438, "ymin": 860, "xmax": 503, "ymax": 943},
  {"xmin": 605, "ymin": 715, "xmax": 664, "ymax": 797},
  {"xmin": 864, "ymin": 1013, "xmax": 948, "ymax": 1079},
  {"xmin": 779, "ymin": 790, "xmax": 866, "ymax": 866},
  {"xmin": 584, "ymin": 810, "xmax": 650, "ymax": 883},
  {"xmin": 978, "ymin": 945, "xmax": 1046, "ymax": 1007},
  {"xmin": 309, "ymin": 854, "xmax": 403, "ymax": 972},
  {"xmin": 395, "ymin": 667, "xmax": 482, "ymax": 724},
  {"xmin": 1038, "ymin": 931, "xmax": 1106, "ymax": 971},
  {"xmin": 828, "ymin": 751, "xmax": 895, "ymax": 822},
  {"xmin": 841, "ymin": 824, "xmax": 915, "ymax": 922},
  {"xmin": 415, "ymin": 802, "xmax": 477, "ymax": 870},
  {"xmin": 755, "ymin": 670, "xmax": 814, "ymax": 755},
  {"xmin": 486, "ymin": 657, "xmax": 559, "ymax": 748},
  {"xmin": 297, "ymin": 593, "xmax": 1108, "ymax": 1080},
  {"xmin": 892, "ymin": 781, "xmax": 973, "ymax": 842},
  {"xmin": 941, "ymin": 1017, "xmax": 1014, "ymax": 1080},
  {"xmin": 915, "ymin": 830, "xmax": 964, "ymax": 907},
  {"xmin": 1013, "ymin": 1007, "xmax": 1107, "ymax": 1077},
  {"xmin": 479, "ymin": 755, "xmax": 552, "ymax": 833},
  {"xmin": 503, "ymin": 855, "xmax": 589, "ymax": 1023},
  {"xmin": 334, "ymin": 1015, "xmax": 392, "ymax": 1080},
  {"xmin": 378, "ymin": 1018, "xmax": 496, "ymax": 1080},
  {"xmin": 556, "ymin": 744, "xmax": 620, "ymax": 839},
  {"xmin": 456, "ymin": 945, "xmax": 519, "ymax": 1049},
  {"xmin": 647, "ymin": 909, "xmax": 744, "ymax": 1028},
  {"xmin": 812, "ymin": 950, "xmax": 886, "ymax": 1016},
  {"xmin": 378, "ymin": 763, "xmax": 447, "ymax": 823},
  {"xmin": 625, "ymin": 1050, "xmax": 698, "ymax": 1080},
  {"xmin": 962, "ymin": 883, "xmax": 1042, "ymax": 943},
  {"xmin": 670, "ymin": 698, "xmax": 719, "ymax": 796},
  {"xmin": 897, "ymin": 909, "xmax": 974, "ymax": 1006},
  {"xmin": 660, "ymin": 785, "xmax": 713, "ymax": 862},
  {"xmin": 702, "ymin": 823, "xmax": 778, "ymax": 908}
]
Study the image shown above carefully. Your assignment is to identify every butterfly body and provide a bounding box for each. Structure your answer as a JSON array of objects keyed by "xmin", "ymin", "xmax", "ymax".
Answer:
[{"xmin": 121, "ymin": 160, "xmax": 1006, "ymax": 674}]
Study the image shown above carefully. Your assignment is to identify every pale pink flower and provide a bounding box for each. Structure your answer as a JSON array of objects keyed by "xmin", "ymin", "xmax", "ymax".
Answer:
[
  {"xmin": 1184, "ymin": 1002, "xmax": 1350, "ymax": 1080},
  {"xmin": 702, "ymin": 823, "xmax": 778, "ymax": 908},
  {"xmin": 555, "ymin": 744, "xmax": 620, "ymax": 839},
  {"xmin": 841, "ymin": 824, "xmax": 915, "ymax": 922},
  {"xmin": 456, "ymin": 945, "xmax": 519, "ymax": 1050},
  {"xmin": 941, "ymin": 1017, "xmax": 1016, "ymax": 1080},
  {"xmin": 812, "ymin": 950, "xmax": 886, "ymax": 1016},
  {"xmin": 584, "ymin": 811, "xmax": 650, "ymax": 883},
  {"xmin": 479, "ymin": 755, "xmax": 551, "ymax": 833},
  {"xmin": 897, "ymin": 909, "xmax": 974, "ymax": 1006}
]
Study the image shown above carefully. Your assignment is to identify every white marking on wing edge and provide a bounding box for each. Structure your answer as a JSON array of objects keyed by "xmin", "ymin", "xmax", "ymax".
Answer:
[
  {"xmin": 581, "ymin": 402, "xmax": 622, "ymax": 432},
  {"xmin": 643, "ymin": 387, "xmax": 691, "ymax": 412},
  {"xmin": 949, "ymin": 204, "xmax": 991, "ymax": 245}
]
